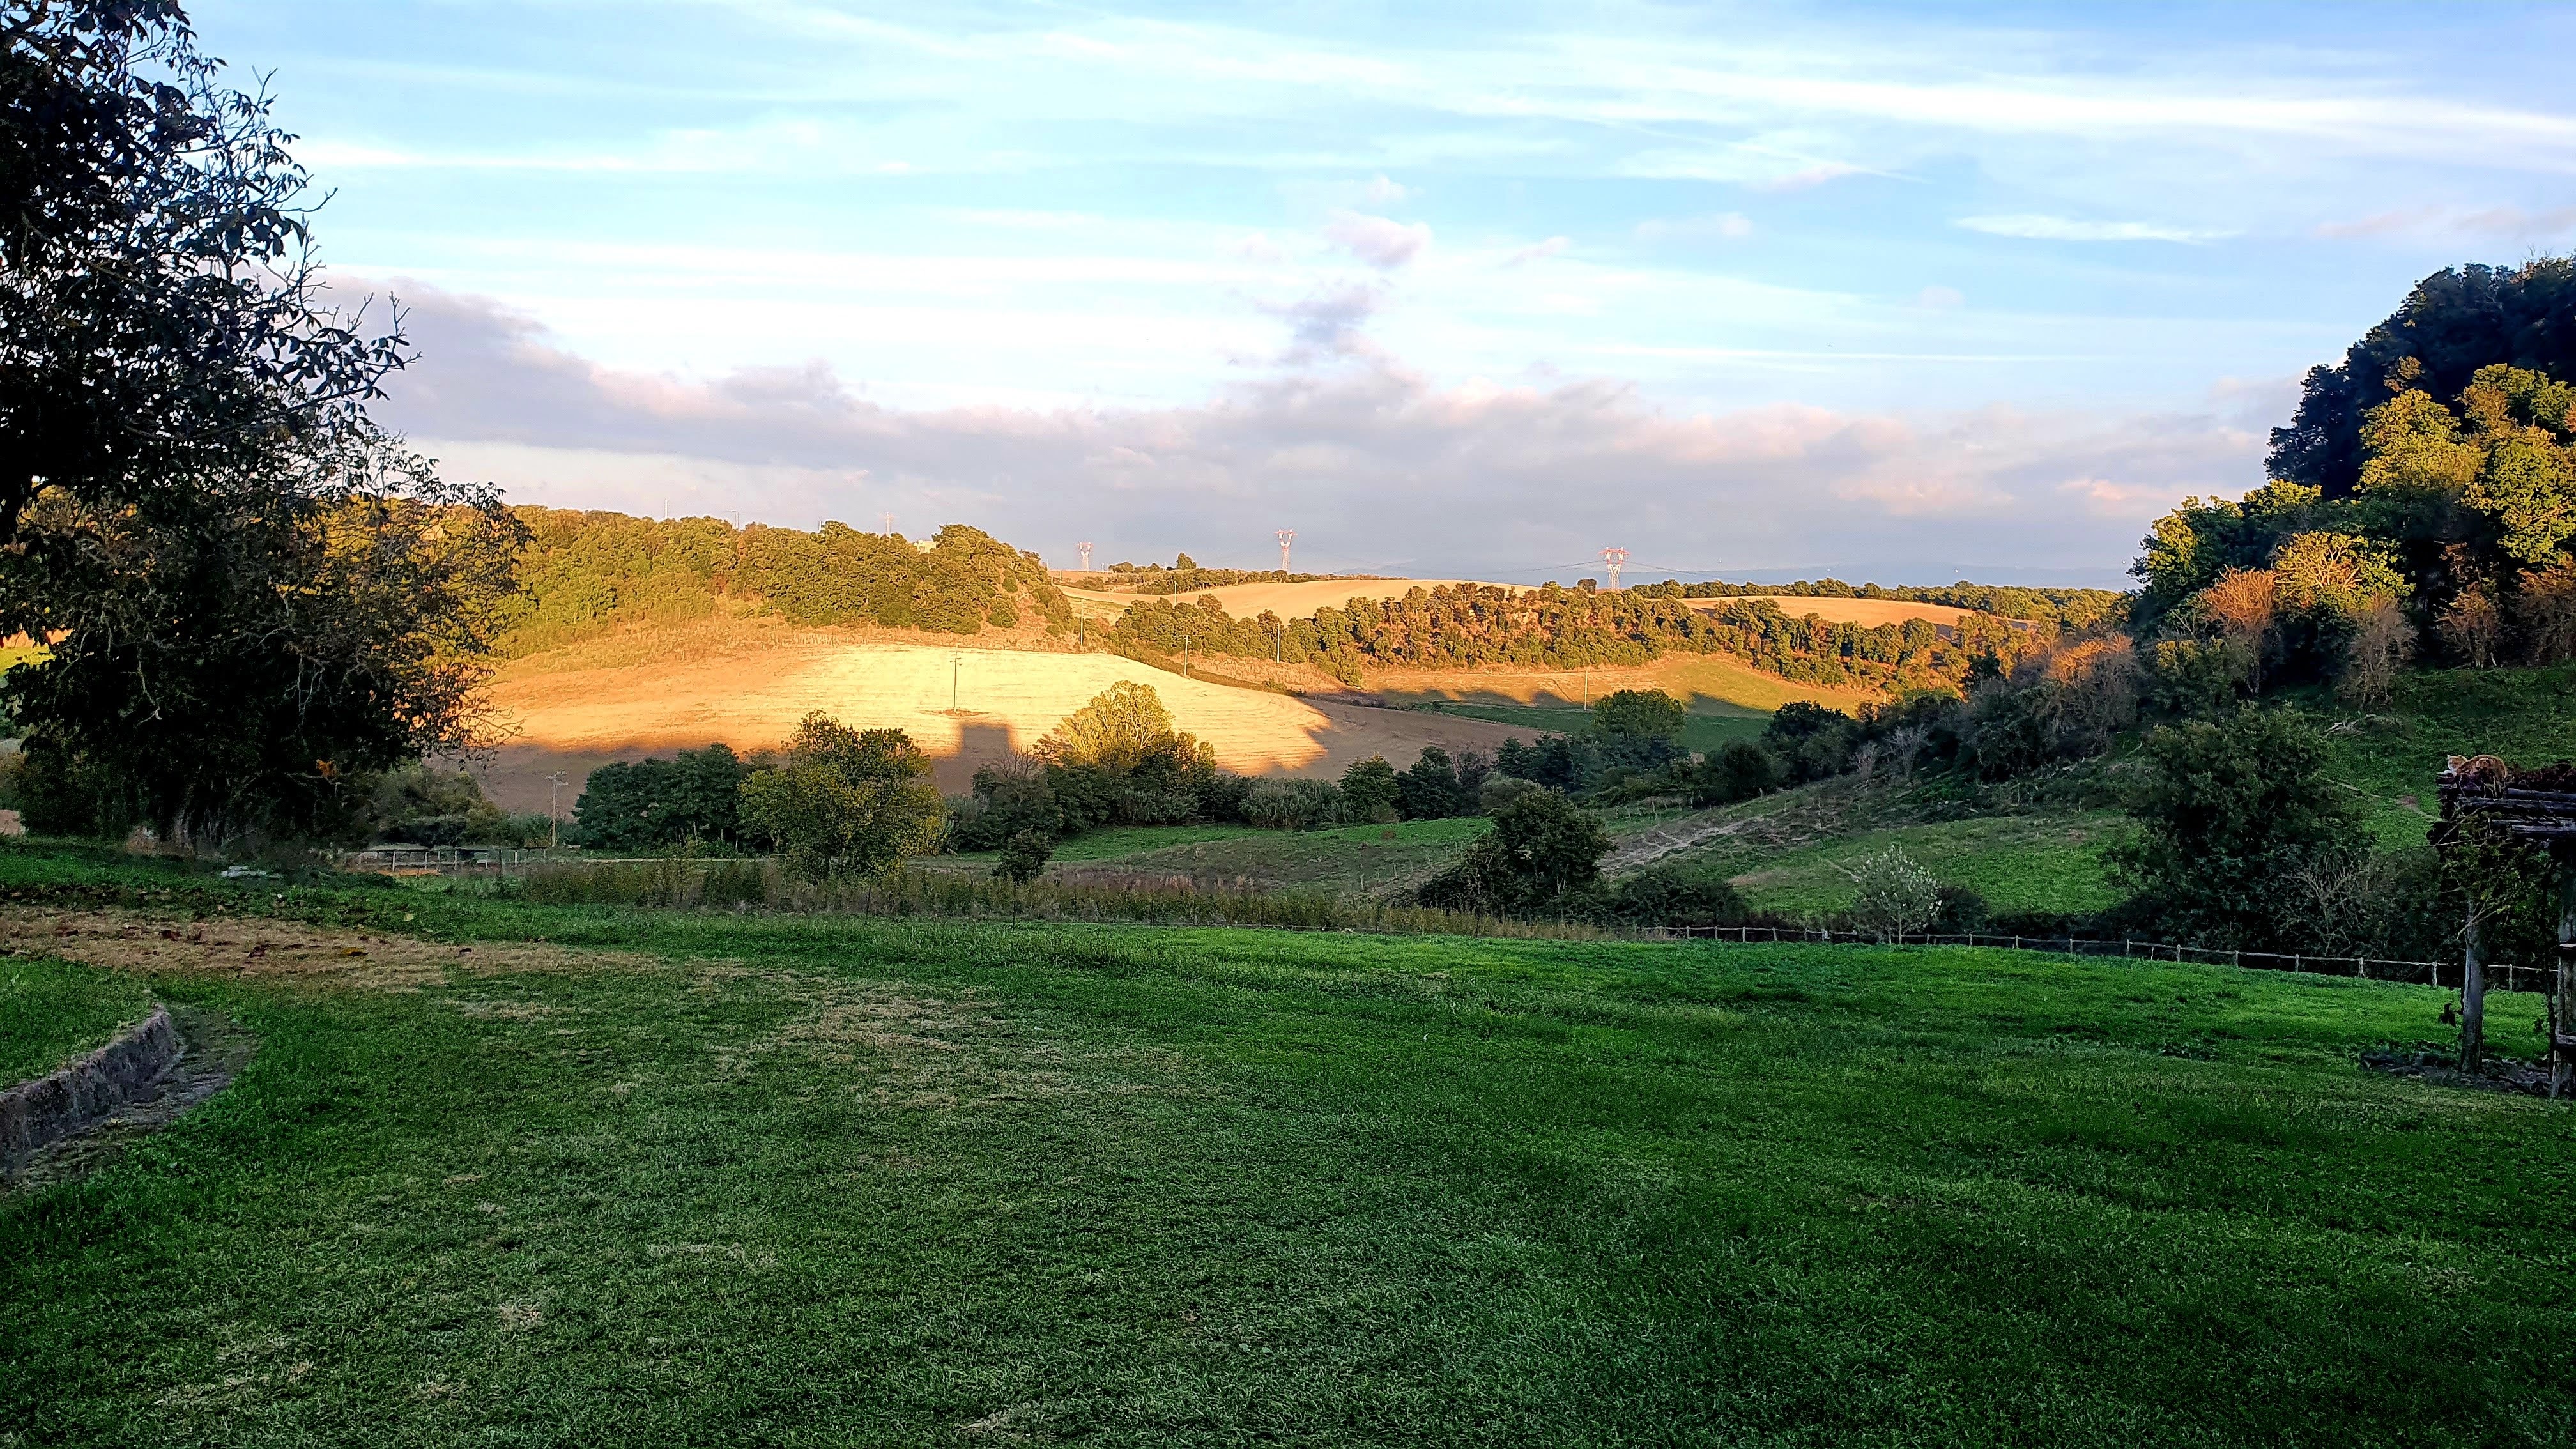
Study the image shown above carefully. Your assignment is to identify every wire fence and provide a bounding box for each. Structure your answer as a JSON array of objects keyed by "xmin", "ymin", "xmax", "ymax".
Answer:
[{"xmin": 1633, "ymin": 924, "xmax": 2561, "ymax": 994}]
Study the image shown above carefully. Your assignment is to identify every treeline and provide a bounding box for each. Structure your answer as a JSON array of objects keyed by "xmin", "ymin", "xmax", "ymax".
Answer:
[
  {"xmin": 1109, "ymin": 584, "xmax": 2032, "ymax": 693},
  {"xmin": 2133, "ymin": 257, "xmax": 2576, "ymax": 698},
  {"xmin": 500, "ymin": 509, "xmax": 1072, "ymax": 656},
  {"xmin": 1087, "ymin": 553, "xmax": 1385, "ymax": 595},
  {"xmin": 1660, "ymin": 579, "xmax": 2124, "ymax": 632}
]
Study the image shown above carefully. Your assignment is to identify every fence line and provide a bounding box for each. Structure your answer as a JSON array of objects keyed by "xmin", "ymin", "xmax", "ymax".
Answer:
[
  {"xmin": 353, "ymin": 852, "xmax": 2545, "ymax": 995},
  {"xmin": 1630, "ymin": 924, "xmax": 2556, "ymax": 993}
]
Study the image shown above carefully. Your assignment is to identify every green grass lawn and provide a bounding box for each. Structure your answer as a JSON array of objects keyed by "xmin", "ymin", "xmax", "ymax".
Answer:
[
  {"xmin": 1727, "ymin": 812, "xmax": 2131, "ymax": 919},
  {"xmin": 2, "ymin": 843, "xmax": 2572, "ymax": 1445},
  {"xmin": 1103, "ymin": 816, "xmax": 1492, "ymax": 895},
  {"xmin": 0, "ymin": 952, "xmax": 153, "ymax": 1084},
  {"xmin": 1427, "ymin": 700, "xmax": 1772, "ymax": 754},
  {"xmin": 946, "ymin": 822, "xmax": 1277, "ymax": 866}
]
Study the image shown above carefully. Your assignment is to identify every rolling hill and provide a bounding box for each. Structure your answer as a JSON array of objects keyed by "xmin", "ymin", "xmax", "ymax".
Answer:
[{"xmin": 469, "ymin": 617, "xmax": 1525, "ymax": 813}]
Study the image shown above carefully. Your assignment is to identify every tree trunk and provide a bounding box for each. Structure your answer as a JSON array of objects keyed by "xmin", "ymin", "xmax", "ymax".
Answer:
[
  {"xmin": 2557, "ymin": 869, "xmax": 2576, "ymax": 1098},
  {"xmin": 2461, "ymin": 910, "xmax": 2487, "ymax": 1073}
]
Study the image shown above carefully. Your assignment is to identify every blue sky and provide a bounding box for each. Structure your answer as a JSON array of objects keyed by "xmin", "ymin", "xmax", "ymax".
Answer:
[{"xmin": 195, "ymin": 2, "xmax": 2576, "ymax": 583}]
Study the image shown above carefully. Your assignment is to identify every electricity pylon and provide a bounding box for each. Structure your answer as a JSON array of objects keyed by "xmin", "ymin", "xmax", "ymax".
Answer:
[
  {"xmin": 1600, "ymin": 546, "xmax": 1629, "ymax": 592},
  {"xmin": 1276, "ymin": 529, "xmax": 1295, "ymax": 571},
  {"xmin": 1077, "ymin": 540, "xmax": 1094, "ymax": 571}
]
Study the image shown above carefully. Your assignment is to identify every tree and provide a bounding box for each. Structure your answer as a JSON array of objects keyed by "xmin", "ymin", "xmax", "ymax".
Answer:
[
  {"xmin": 738, "ymin": 713, "xmax": 944, "ymax": 881},
  {"xmin": 1395, "ymin": 746, "xmax": 1466, "ymax": 820},
  {"xmin": 0, "ymin": 4, "xmax": 522, "ymax": 844},
  {"xmin": 2191, "ymin": 568, "xmax": 2278, "ymax": 689},
  {"xmin": 1839, "ymin": 847, "xmax": 1940, "ymax": 943},
  {"xmin": 1041, "ymin": 680, "xmax": 1191, "ymax": 770},
  {"xmin": 1339, "ymin": 755, "xmax": 1400, "ymax": 824},
  {"xmin": 2110, "ymin": 707, "xmax": 2361, "ymax": 947},
  {"xmin": 993, "ymin": 828, "xmax": 1053, "ymax": 884},
  {"xmin": 574, "ymin": 744, "xmax": 751, "ymax": 851},
  {"xmin": 1683, "ymin": 739, "xmax": 1779, "ymax": 807},
  {"xmin": 1590, "ymin": 689, "xmax": 1685, "ymax": 742},
  {"xmin": 2437, "ymin": 585, "xmax": 2506, "ymax": 668},
  {"xmin": 1415, "ymin": 788, "xmax": 1609, "ymax": 917},
  {"xmin": 2269, "ymin": 259, "xmax": 2576, "ymax": 499},
  {"xmin": 2338, "ymin": 597, "xmax": 2414, "ymax": 703}
]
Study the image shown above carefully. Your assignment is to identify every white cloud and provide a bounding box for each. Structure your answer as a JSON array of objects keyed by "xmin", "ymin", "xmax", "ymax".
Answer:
[
  {"xmin": 1912, "ymin": 286, "xmax": 1966, "ymax": 310},
  {"xmin": 1957, "ymin": 214, "xmax": 2235, "ymax": 243},
  {"xmin": 378, "ymin": 284, "xmax": 2253, "ymax": 583},
  {"xmin": 1503, "ymin": 236, "xmax": 1570, "ymax": 266},
  {"xmin": 1323, "ymin": 211, "xmax": 1433, "ymax": 268},
  {"xmin": 1363, "ymin": 173, "xmax": 1409, "ymax": 203}
]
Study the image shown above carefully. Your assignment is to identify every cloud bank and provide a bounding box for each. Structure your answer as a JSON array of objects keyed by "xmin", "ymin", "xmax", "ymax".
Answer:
[{"xmin": 378, "ymin": 285, "xmax": 2273, "ymax": 586}]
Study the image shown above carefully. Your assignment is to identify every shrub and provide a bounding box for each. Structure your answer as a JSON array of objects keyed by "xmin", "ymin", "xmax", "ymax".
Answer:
[
  {"xmin": 993, "ymin": 829, "xmax": 1054, "ymax": 884},
  {"xmin": 1684, "ymin": 740, "xmax": 1780, "ymax": 807},
  {"xmin": 1476, "ymin": 774, "xmax": 1544, "ymax": 815},
  {"xmin": 2109, "ymin": 706, "xmax": 2361, "ymax": 947},
  {"xmin": 1598, "ymin": 867, "xmax": 1752, "ymax": 927},
  {"xmin": 1416, "ymin": 789, "xmax": 1609, "ymax": 918},
  {"xmin": 1839, "ymin": 847, "xmax": 1940, "ymax": 943},
  {"xmin": 739, "ymin": 713, "xmax": 945, "ymax": 882},
  {"xmin": 1338, "ymin": 755, "xmax": 1400, "ymax": 824}
]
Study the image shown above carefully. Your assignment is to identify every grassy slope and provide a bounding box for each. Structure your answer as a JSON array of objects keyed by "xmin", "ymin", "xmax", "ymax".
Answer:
[
  {"xmin": 1423, "ymin": 701, "xmax": 1771, "ymax": 753},
  {"xmin": 1729, "ymin": 811, "xmax": 2131, "ymax": 917},
  {"xmin": 0, "ymin": 845, "xmax": 2568, "ymax": 1445},
  {"xmin": 2311, "ymin": 662, "xmax": 2576, "ymax": 849},
  {"xmin": 0, "ymin": 954, "xmax": 153, "ymax": 1084}
]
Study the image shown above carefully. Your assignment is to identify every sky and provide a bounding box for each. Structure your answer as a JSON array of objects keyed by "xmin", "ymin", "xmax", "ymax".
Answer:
[{"xmin": 194, "ymin": 1, "xmax": 2576, "ymax": 586}]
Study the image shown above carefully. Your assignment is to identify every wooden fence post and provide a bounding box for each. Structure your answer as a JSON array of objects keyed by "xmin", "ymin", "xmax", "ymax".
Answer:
[{"xmin": 2462, "ymin": 907, "xmax": 2487, "ymax": 1073}]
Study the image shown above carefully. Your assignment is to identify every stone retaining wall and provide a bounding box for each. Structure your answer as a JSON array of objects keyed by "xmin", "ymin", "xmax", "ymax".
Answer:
[{"xmin": 1, "ymin": 1006, "xmax": 180, "ymax": 1172}]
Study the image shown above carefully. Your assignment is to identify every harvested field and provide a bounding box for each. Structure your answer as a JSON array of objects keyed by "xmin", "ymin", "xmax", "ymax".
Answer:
[
  {"xmin": 477, "ymin": 632, "xmax": 1522, "ymax": 812},
  {"xmin": 1059, "ymin": 578, "xmax": 1510, "ymax": 620},
  {"xmin": 1683, "ymin": 595, "xmax": 1984, "ymax": 629}
]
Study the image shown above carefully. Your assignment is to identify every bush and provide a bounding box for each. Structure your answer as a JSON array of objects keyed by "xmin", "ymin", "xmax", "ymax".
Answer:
[
  {"xmin": 1338, "ymin": 755, "xmax": 1400, "ymax": 824},
  {"xmin": 1416, "ymin": 789, "xmax": 1609, "ymax": 918},
  {"xmin": 1840, "ymin": 847, "xmax": 1940, "ymax": 942},
  {"xmin": 1684, "ymin": 739, "xmax": 1781, "ymax": 807},
  {"xmin": 993, "ymin": 828, "xmax": 1054, "ymax": 884},
  {"xmin": 1598, "ymin": 867, "xmax": 1752, "ymax": 927},
  {"xmin": 739, "ymin": 713, "xmax": 946, "ymax": 882},
  {"xmin": 2110, "ymin": 706, "xmax": 2361, "ymax": 948},
  {"xmin": 1476, "ymin": 774, "xmax": 1544, "ymax": 815}
]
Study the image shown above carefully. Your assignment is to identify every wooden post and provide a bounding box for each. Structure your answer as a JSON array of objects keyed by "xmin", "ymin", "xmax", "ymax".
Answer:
[
  {"xmin": 2462, "ymin": 907, "xmax": 2487, "ymax": 1072},
  {"xmin": 2556, "ymin": 868, "xmax": 2576, "ymax": 1099}
]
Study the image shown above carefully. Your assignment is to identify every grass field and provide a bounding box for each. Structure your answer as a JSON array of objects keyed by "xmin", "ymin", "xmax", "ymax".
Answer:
[
  {"xmin": 1725, "ymin": 812, "xmax": 2131, "ymax": 918},
  {"xmin": 1423, "ymin": 700, "xmax": 1772, "ymax": 754},
  {"xmin": 1071, "ymin": 817, "xmax": 1494, "ymax": 897},
  {"xmin": 2311, "ymin": 663, "xmax": 2576, "ymax": 848},
  {"xmin": 1, "ymin": 842, "xmax": 2568, "ymax": 1445},
  {"xmin": 0, "ymin": 953, "xmax": 153, "ymax": 1084}
]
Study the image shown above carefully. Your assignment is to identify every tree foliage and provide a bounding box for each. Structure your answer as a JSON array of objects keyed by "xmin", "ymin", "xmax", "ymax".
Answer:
[
  {"xmin": 0, "ymin": 6, "xmax": 522, "ymax": 842},
  {"xmin": 573, "ymin": 744, "xmax": 753, "ymax": 852},
  {"xmin": 738, "ymin": 714, "xmax": 944, "ymax": 881},
  {"xmin": 2109, "ymin": 708, "xmax": 2361, "ymax": 948},
  {"xmin": 1415, "ymin": 788, "xmax": 1609, "ymax": 918}
]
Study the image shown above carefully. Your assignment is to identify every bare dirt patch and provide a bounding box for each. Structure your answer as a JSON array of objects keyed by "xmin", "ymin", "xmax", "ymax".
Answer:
[{"xmin": 0, "ymin": 908, "xmax": 652, "ymax": 990}]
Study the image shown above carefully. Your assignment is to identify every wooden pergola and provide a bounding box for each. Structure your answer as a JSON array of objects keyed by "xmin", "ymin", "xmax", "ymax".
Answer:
[{"xmin": 2435, "ymin": 756, "xmax": 2576, "ymax": 1094}]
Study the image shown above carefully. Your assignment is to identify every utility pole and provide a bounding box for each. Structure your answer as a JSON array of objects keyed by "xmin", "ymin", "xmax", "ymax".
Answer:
[
  {"xmin": 1077, "ymin": 540, "xmax": 1093, "ymax": 571},
  {"xmin": 544, "ymin": 771, "xmax": 566, "ymax": 850},
  {"xmin": 882, "ymin": 512, "xmax": 897, "ymax": 537},
  {"xmin": 1276, "ymin": 528, "xmax": 1295, "ymax": 572},
  {"xmin": 951, "ymin": 654, "xmax": 963, "ymax": 712},
  {"xmin": 1599, "ymin": 546, "xmax": 1629, "ymax": 592}
]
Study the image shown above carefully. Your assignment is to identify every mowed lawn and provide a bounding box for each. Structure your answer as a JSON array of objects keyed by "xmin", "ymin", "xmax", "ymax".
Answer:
[
  {"xmin": 3, "ymin": 854, "xmax": 2572, "ymax": 1445},
  {"xmin": 0, "ymin": 952, "xmax": 153, "ymax": 1082}
]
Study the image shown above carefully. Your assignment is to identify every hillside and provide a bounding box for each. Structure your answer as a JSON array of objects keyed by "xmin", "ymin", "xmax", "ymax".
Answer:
[{"xmin": 471, "ymin": 617, "xmax": 1523, "ymax": 812}]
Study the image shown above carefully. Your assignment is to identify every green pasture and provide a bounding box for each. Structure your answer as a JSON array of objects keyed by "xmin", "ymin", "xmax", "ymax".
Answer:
[
  {"xmin": 0, "ymin": 953, "xmax": 153, "ymax": 1085},
  {"xmin": 2, "ymin": 843, "xmax": 2571, "ymax": 1445},
  {"xmin": 1726, "ymin": 812, "xmax": 2132, "ymax": 919}
]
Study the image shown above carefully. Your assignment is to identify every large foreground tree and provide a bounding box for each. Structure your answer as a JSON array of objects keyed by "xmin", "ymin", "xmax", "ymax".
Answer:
[{"xmin": 0, "ymin": 3, "xmax": 520, "ymax": 843}]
